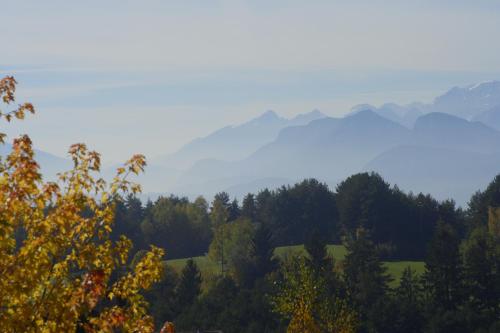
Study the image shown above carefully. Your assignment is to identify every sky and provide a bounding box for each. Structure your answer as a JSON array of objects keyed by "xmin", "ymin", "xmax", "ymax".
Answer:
[{"xmin": 1, "ymin": 0, "xmax": 500, "ymax": 164}]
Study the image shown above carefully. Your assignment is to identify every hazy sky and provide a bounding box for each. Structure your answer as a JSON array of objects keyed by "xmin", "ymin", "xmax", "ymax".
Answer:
[{"xmin": 2, "ymin": 0, "xmax": 500, "ymax": 164}]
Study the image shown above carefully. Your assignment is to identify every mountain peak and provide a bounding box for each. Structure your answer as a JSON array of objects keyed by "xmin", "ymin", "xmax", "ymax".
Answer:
[
  {"xmin": 245, "ymin": 110, "xmax": 285, "ymax": 126},
  {"xmin": 290, "ymin": 109, "xmax": 326, "ymax": 123},
  {"xmin": 257, "ymin": 110, "xmax": 279, "ymax": 120},
  {"xmin": 433, "ymin": 80, "xmax": 500, "ymax": 119},
  {"xmin": 350, "ymin": 104, "xmax": 376, "ymax": 113},
  {"xmin": 341, "ymin": 109, "xmax": 411, "ymax": 134},
  {"xmin": 305, "ymin": 109, "xmax": 325, "ymax": 117},
  {"xmin": 346, "ymin": 108, "xmax": 379, "ymax": 119}
]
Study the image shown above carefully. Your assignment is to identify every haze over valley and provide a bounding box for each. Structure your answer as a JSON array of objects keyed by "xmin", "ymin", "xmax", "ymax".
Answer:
[{"xmin": 18, "ymin": 80, "xmax": 500, "ymax": 206}]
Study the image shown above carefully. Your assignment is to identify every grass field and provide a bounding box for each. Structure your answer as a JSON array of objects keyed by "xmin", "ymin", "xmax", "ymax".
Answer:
[{"xmin": 166, "ymin": 244, "xmax": 425, "ymax": 288}]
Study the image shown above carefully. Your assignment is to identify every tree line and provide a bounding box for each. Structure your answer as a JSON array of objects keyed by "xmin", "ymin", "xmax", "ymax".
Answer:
[
  {"xmin": 116, "ymin": 173, "xmax": 467, "ymax": 261},
  {"xmin": 140, "ymin": 205, "xmax": 499, "ymax": 332},
  {"xmin": 113, "ymin": 173, "xmax": 500, "ymax": 332}
]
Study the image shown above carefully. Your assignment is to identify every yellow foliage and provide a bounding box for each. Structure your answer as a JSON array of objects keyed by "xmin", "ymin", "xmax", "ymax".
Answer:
[
  {"xmin": 272, "ymin": 259, "xmax": 357, "ymax": 333},
  {"xmin": 160, "ymin": 321, "xmax": 176, "ymax": 333},
  {"xmin": 487, "ymin": 206, "xmax": 500, "ymax": 238},
  {"xmin": 0, "ymin": 77, "xmax": 164, "ymax": 332}
]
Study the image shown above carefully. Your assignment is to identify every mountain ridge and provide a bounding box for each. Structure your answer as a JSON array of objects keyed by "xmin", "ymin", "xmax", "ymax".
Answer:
[
  {"xmin": 152, "ymin": 109, "xmax": 326, "ymax": 170},
  {"xmin": 166, "ymin": 109, "xmax": 500, "ymax": 205}
]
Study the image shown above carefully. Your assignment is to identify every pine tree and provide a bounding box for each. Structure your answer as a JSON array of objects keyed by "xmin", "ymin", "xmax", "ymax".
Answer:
[
  {"xmin": 213, "ymin": 192, "xmax": 231, "ymax": 210},
  {"xmin": 210, "ymin": 196, "xmax": 229, "ymax": 275},
  {"xmin": 397, "ymin": 267, "xmax": 422, "ymax": 307},
  {"xmin": 423, "ymin": 221, "xmax": 465, "ymax": 311},
  {"xmin": 146, "ymin": 265, "xmax": 180, "ymax": 328},
  {"xmin": 304, "ymin": 229, "xmax": 331, "ymax": 275},
  {"xmin": 241, "ymin": 193, "xmax": 257, "ymax": 221},
  {"xmin": 394, "ymin": 267, "xmax": 424, "ymax": 333},
  {"xmin": 463, "ymin": 227, "xmax": 500, "ymax": 320},
  {"xmin": 176, "ymin": 259, "xmax": 202, "ymax": 313},
  {"xmin": 252, "ymin": 223, "xmax": 277, "ymax": 280},
  {"xmin": 228, "ymin": 198, "xmax": 241, "ymax": 221},
  {"xmin": 343, "ymin": 228, "xmax": 391, "ymax": 324}
]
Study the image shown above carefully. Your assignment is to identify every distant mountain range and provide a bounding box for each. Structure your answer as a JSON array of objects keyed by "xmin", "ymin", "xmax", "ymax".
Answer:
[
  {"xmin": 3, "ymin": 81, "xmax": 500, "ymax": 206},
  {"xmin": 352, "ymin": 80, "xmax": 500, "ymax": 128},
  {"xmin": 153, "ymin": 109, "xmax": 326, "ymax": 169},
  {"xmin": 158, "ymin": 80, "xmax": 500, "ymax": 205},
  {"xmin": 170, "ymin": 109, "xmax": 500, "ymax": 205}
]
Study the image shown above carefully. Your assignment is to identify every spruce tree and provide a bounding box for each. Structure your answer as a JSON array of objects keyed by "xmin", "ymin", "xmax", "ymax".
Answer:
[
  {"xmin": 176, "ymin": 259, "xmax": 202, "ymax": 314},
  {"xmin": 228, "ymin": 198, "xmax": 241, "ymax": 221},
  {"xmin": 463, "ymin": 227, "xmax": 500, "ymax": 320},
  {"xmin": 304, "ymin": 229, "xmax": 331, "ymax": 275},
  {"xmin": 423, "ymin": 221, "xmax": 465, "ymax": 311},
  {"xmin": 394, "ymin": 267, "xmax": 424, "ymax": 333},
  {"xmin": 241, "ymin": 193, "xmax": 257, "ymax": 221},
  {"xmin": 343, "ymin": 228, "xmax": 391, "ymax": 324},
  {"xmin": 251, "ymin": 223, "xmax": 277, "ymax": 281}
]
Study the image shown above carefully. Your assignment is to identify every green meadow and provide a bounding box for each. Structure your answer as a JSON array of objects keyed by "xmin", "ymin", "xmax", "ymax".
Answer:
[{"xmin": 166, "ymin": 244, "xmax": 425, "ymax": 288}]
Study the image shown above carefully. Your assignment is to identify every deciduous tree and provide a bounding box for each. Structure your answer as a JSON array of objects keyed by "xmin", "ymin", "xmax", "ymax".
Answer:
[
  {"xmin": 273, "ymin": 258, "xmax": 357, "ymax": 333},
  {"xmin": 0, "ymin": 76, "xmax": 164, "ymax": 332}
]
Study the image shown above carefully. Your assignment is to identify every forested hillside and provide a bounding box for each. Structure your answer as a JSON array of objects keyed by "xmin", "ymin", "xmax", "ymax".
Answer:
[{"xmin": 113, "ymin": 173, "xmax": 500, "ymax": 332}]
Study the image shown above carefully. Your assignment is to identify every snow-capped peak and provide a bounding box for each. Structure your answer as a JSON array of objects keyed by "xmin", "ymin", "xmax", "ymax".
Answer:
[{"xmin": 467, "ymin": 80, "xmax": 498, "ymax": 91}]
